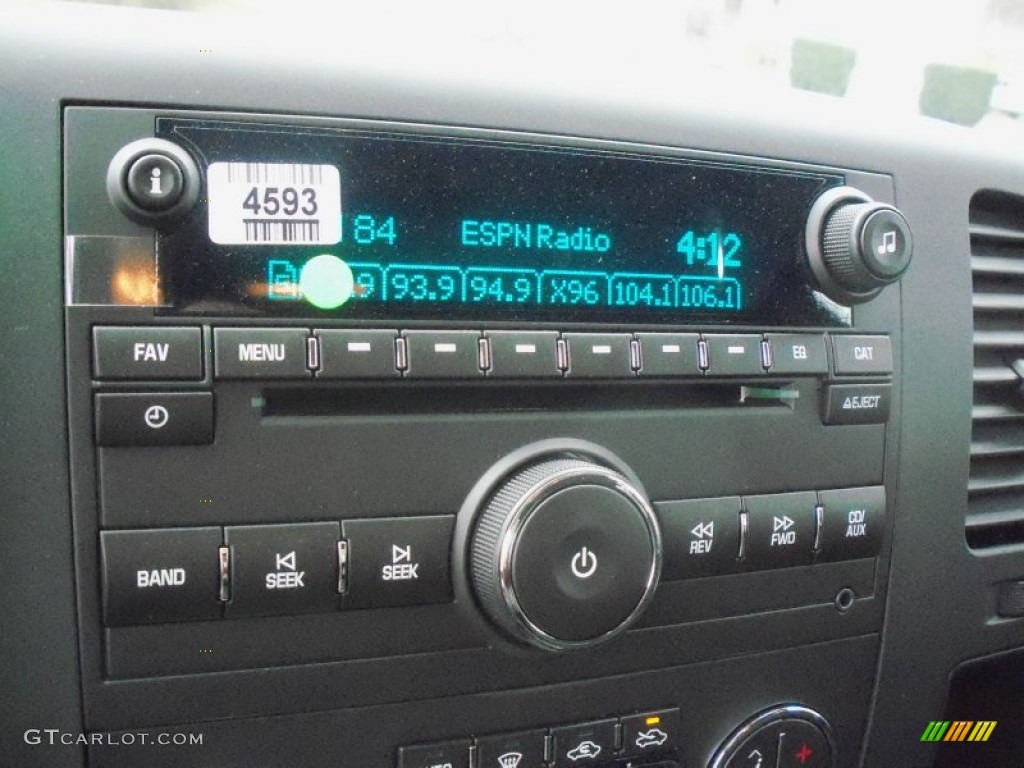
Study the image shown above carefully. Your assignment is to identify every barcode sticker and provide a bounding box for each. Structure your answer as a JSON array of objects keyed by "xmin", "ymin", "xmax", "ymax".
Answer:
[{"xmin": 207, "ymin": 162, "xmax": 341, "ymax": 245}]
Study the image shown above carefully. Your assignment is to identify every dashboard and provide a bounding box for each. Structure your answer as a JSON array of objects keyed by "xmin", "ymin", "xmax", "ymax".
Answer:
[{"xmin": 3, "ymin": 5, "xmax": 1024, "ymax": 768}]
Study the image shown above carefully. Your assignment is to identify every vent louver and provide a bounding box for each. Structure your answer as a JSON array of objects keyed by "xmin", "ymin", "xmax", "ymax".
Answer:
[{"xmin": 968, "ymin": 190, "xmax": 1024, "ymax": 549}]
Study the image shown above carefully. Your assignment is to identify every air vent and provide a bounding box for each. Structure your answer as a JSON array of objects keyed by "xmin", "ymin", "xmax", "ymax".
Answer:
[{"xmin": 968, "ymin": 190, "xmax": 1024, "ymax": 549}]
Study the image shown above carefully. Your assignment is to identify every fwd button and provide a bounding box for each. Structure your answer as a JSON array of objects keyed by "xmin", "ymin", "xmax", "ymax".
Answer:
[{"xmin": 742, "ymin": 492, "xmax": 818, "ymax": 570}]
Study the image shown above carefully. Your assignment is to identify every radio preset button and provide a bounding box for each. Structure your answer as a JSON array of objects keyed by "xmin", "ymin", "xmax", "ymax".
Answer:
[
  {"xmin": 93, "ymin": 326, "xmax": 203, "ymax": 380},
  {"xmin": 315, "ymin": 329, "xmax": 400, "ymax": 378},
  {"xmin": 636, "ymin": 333, "xmax": 702, "ymax": 377},
  {"xmin": 214, "ymin": 328, "xmax": 311, "ymax": 379},
  {"xmin": 342, "ymin": 516, "xmax": 454, "ymax": 609},
  {"xmin": 403, "ymin": 331, "xmax": 483, "ymax": 378},
  {"xmin": 742, "ymin": 492, "xmax": 818, "ymax": 569},
  {"xmin": 564, "ymin": 333, "xmax": 634, "ymax": 377},
  {"xmin": 822, "ymin": 383, "xmax": 891, "ymax": 425},
  {"xmin": 831, "ymin": 334, "xmax": 892, "ymax": 375},
  {"xmin": 486, "ymin": 330, "xmax": 561, "ymax": 378},
  {"xmin": 224, "ymin": 522, "xmax": 340, "ymax": 618},
  {"xmin": 656, "ymin": 496, "xmax": 741, "ymax": 579},
  {"xmin": 703, "ymin": 334, "xmax": 766, "ymax": 377},
  {"xmin": 765, "ymin": 333, "xmax": 829, "ymax": 376},
  {"xmin": 817, "ymin": 486, "xmax": 885, "ymax": 562},
  {"xmin": 94, "ymin": 391, "xmax": 213, "ymax": 447},
  {"xmin": 101, "ymin": 527, "xmax": 222, "ymax": 626}
]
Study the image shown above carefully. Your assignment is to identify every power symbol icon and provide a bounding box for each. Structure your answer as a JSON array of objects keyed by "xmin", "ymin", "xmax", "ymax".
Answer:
[{"xmin": 570, "ymin": 546, "xmax": 598, "ymax": 579}]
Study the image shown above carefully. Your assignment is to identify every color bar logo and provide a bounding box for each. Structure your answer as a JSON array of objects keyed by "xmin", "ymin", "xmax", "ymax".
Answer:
[{"xmin": 921, "ymin": 721, "xmax": 997, "ymax": 742}]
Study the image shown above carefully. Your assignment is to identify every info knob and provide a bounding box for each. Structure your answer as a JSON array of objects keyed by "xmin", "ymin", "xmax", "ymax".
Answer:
[
  {"xmin": 805, "ymin": 186, "xmax": 913, "ymax": 304},
  {"xmin": 469, "ymin": 456, "xmax": 662, "ymax": 651}
]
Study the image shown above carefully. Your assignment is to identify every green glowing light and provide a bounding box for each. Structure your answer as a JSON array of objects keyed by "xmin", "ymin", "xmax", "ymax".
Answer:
[{"xmin": 299, "ymin": 254, "xmax": 354, "ymax": 310}]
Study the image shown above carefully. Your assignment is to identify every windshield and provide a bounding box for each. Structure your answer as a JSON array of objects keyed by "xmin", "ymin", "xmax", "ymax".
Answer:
[{"xmin": 30, "ymin": 0, "xmax": 1024, "ymax": 138}]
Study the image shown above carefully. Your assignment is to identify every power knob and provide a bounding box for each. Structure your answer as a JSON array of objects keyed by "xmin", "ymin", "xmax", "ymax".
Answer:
[
  {"xmin": 469, "ymin": 454, "xmax": 661, "ymax": 651},
  {"xmin": 805, "ymin": 186, "xmax": 913, "ymax": 304}
]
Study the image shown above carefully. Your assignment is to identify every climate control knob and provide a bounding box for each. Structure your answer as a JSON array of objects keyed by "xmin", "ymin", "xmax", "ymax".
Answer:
[
  {"xmin": 805, "ymin": 186, "xmax": 913, "ymax": 304},
  {"xmin": 469, "ymin": 456, "xmax": 662, "ymax": 651}
]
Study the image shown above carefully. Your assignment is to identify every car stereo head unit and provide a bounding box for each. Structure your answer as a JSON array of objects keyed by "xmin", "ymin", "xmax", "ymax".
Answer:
[
  {"xmin": 63, "ymin": 106, "xmax": 906, "ymax": 768},
  {"xmin": 90, "ymin": 114, "xmax": 910, "ymax": 326}
]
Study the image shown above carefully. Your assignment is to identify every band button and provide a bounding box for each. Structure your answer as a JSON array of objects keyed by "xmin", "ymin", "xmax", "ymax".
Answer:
[{"xmin": 101, "ymin": 527, "xmax": 222, "ymax": 626}]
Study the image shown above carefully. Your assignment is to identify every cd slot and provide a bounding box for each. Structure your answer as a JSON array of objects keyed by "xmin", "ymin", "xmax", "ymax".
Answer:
[{"xmin": 261, "ymin": 381, "xmax": 796, "ymax": 418}]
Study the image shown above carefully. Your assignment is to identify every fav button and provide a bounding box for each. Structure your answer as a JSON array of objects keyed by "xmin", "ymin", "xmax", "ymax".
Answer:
[
  {"xmin": 342, "ymin": 516, "xmax": 455, "ymax": 609},
  {"xmin": 224, "ymin": 522, "xmax": 340, "ymax": 618},
  {"xmin": 743, "ymin": 492, "xmax": 818, "ymax": 569},
  {"xmin": 214, "ymin": 327, "xmax": 311, "ymax": 379},
  {"xmin": 93, "ymin": 326, "xmax": 203, "ymax": 380},
  {"xmin": 101, "ymin": 527, "xmax": 222, "ymax": 626},
  {"xmin": 94, "ymin": 392, "xmax": 213, "ymax": 447}
]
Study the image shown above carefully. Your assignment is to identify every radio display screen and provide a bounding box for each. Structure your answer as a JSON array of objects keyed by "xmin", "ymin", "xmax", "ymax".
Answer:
[{"xmin": 157, "ymin": 118, "xmax": 849, "ymax": 326}]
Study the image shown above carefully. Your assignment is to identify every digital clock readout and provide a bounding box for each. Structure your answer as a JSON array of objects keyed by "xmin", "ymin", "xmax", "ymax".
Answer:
[{"xmin": 158, "ymin": 118, "xmax": 848, "ymax": 326}]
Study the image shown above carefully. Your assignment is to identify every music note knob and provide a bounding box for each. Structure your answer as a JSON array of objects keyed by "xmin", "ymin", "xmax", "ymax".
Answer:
[{"xmin": 805, "ymin": 186, "xmax": 914, "ymax": 304}]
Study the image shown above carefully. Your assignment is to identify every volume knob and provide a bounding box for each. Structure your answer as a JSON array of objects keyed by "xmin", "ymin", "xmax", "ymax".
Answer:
[
  {"xmin": 470, "ymin": 456, "xmax": 661, "ymax": 651},
  {"xmin": 805, "ymin": 187, "xmax": 913, "ymax": 304}
]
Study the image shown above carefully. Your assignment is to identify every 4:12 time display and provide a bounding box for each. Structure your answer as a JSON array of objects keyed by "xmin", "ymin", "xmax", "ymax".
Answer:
[{"xmin": 676, "ymin": 230, "xmax": 742, "ymax": 273}]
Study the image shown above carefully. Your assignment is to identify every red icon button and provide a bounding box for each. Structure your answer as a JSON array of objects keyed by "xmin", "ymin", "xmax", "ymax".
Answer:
[{"xmin": 794, "ymin": 743, "xmax": 814, "ymax": 764}]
